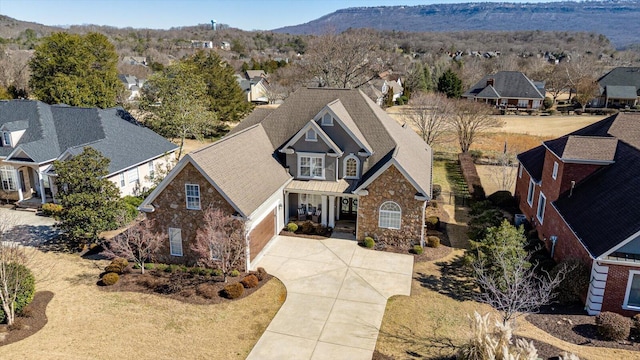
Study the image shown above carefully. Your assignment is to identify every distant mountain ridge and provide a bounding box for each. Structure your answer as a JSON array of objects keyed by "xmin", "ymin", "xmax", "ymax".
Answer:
[{"xmin": 273, "ymin": 1, "xmax": 640, "ymax": 48}]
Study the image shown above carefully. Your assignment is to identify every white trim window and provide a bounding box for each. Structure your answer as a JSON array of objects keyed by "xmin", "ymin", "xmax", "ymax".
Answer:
[
  {"xmin": 527, "ymin": 179, "xmax": 535, "ymax": 206},
  {"xmin": 518, "ymin": 99, "xmax": 529, "ymax": 108},
  {"xmin": 127, "ymin": 168, "xmax": 139, "ymax": 184},
  {"xmin": 379, "ymin": 201, "xmax": 401, "ymax": 229},
  {"xmin": 2, "ymin": 131, "xmax": 11, "ymax": 147},
  {"xmin": 119, "ymin": 173, "xmax": 125, "ymax": 187},
  {"xmin": 343, "ymin": 154, "xmax": 360, "ymax": 179},
  {"xmin": 536, "ymin": 192, "xmax": 546, "ymax": 224},
  {"xmin": 321, "ymin": 113, "xmax": 333, "ymax": 126},
  {"xmin": 169, "ymin": 227, "xmax": 183, "ymax": 256},
  {"xmin": 298, "ymin": 153, "xmax": 324, "ymax": 179},
  {"xmin": 552, "ymin": 161, "xmax": 559, "ymax": 180},
  {"xmin": 623, "ymin": 270, "xmax": 640, "ymax": 309},
  {"xmin": 185, "ymin": 184, "xmax": 201, "ymax": 210},
  {"xmin": 518, "ymin": 164, "xmax": 523, "ymax": 178},
  {"xmin": 305, "ymin": 129, "xmax": 317, "ymax": 142},
  {"xmin": 0, "ymin": 166, "xmax": 17, "ymax": 191}
]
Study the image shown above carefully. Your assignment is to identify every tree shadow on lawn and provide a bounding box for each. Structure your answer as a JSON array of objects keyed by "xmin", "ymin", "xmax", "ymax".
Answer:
[
  {"xmin": 414, "ymin": 254, "xmax": 477, "ymax": 302},
  {"xmin": 378, "ymin": 323, "xmax": 458, "ymax": 359},
  {"xmin": 6, "ymin": 224, "xmax": 61, "ymax": 248}
]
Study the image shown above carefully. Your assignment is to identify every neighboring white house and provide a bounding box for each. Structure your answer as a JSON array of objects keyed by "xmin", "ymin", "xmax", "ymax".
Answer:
[
  {"xmin": 118, "ymin": 74, "xmax": 146, "ymax": 101},
  {"xmin": 0, "ymin": 100, "xmax": 178, "ymax": 205}
]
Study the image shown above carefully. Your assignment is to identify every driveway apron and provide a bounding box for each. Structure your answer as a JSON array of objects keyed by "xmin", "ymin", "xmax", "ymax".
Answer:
[{"xmin": 247, "ymin": 235, "xmax": 414, "ymax": 360}]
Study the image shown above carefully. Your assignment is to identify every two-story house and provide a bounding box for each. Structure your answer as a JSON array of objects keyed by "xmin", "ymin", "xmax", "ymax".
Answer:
[
  {"xmin": 0, "ymin": 100, "xmax": 177, "ymax": 205},
  {"xmin": 515, "ymin": 112, "xmax": 640, "ymax": 316},
  {"xmin": 140, "ymin": 87, "xmax": 433, "ymax": 270}
]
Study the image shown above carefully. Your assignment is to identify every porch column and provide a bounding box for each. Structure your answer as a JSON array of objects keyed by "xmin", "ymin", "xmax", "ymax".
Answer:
[
  {"xmin": 328, "ymin": 196, "xmax": 335, "ymax": 228},
  {"xmin": 37, "ymin": 169, "xmax": 46, "ymax": 204},
  {"xmin": 17, "ymin": 168, "xmax": 23, "ymax": 201},
  {"xmin": 284, "ymin": 191, "xmax": 289, "ymax": 224},
  {"xmin": 321, "ymin": 195, "xmax": 327, "ymax": 226}
]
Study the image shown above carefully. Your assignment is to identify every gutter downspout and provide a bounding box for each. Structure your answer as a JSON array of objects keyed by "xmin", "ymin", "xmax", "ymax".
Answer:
[{"xmin": 550, "ymin": 235, "xmax": 558, "ymax": 258}]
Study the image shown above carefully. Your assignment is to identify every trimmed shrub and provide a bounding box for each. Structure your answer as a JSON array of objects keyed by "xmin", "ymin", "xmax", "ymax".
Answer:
[
  {"xmin": 0, "ymin": 263, "xmax": 35, "ymax": 323},
  {"xmin": 432, "ymin": 184, "xmax": 442, "ymax": 198},
  {"xmin": 144, "ymin": 263, "xmax": 155, "ymax": 270},
  {"xmin": 155, "ymin": 282, "xmax": 183, "ymax": 294},
  {"xmin": 487, "ymin": 191, "xmax": 516, "ymax": 210},
  {"xmin": 196, "ymin": 283, "xmax": 218, "ymax": 299},
  {"xmin": 230, "ymin": 269, "xmax": 240, "ymax": 277},
  {"xmin": 154, "ymin": 263, "xmax": 168, "ymax": 272},
  {"xmin": 165, "ymin": 264, "xmax": 179, "ymax": 273},
  {"xmin": 364, "ymin": 237, "xmax": 375, "ymax": 249},
  {"xmin": 299, "ymin": 221, "xmax": 315, "ymax": 234},
  {"xmin": 223, "ymin": 282, "xmax": 244, "ymax": 299},
  {"xmin": 256, "ymin": 267, "xmax": 267, "ymax": 281},
  {"xmin": 179, "ymin": 265, "xmax": 189, "ymax": 273},
  {"xmin": 413, "ymin": 245, "xmax": 424, "ymax": 255},
  {"xmin": 551, "ymin": 259, "xmax": 590, "ymax": 304},
  {"xmin": 101, "ymin": 272, "xmax": 120, "ymax": 286},
  {"xmin": 286, "ymin": 222, "xmax": 298, "ymax": 232},
  {"xmin": 41, "ymin": 203, "xmax": 63, "ymax": 218},
  {"xmin": 632, "ymin": 314, "xmax": 640, "ymax": 336},
  {"xmin": 104, "ymin": 264, "xmax": 123, "ymax": 274},
  {"xmin": 543, "ymin": 96, "xmax": 553, "ymax": 109},
  {"xmin": 211, "ymin": 268, "xmax": 223, "ymax": 277},
  {"xmin": 136, "ymin": 274, "xmax": 160, "ymax": 289},
  {"xmin": 112, "ymin": 258, "xmax": 129, "ymax": 271},
  {"xmin": 427, "ymin": 236, "xmax": 440, "ymax": 248},
  {"xmin": 425, "ymin": 216, "xmax": 440, "ymax": 230},
  {"xmin": 596, "ymin": 311, "xmax": 631, "ymax": 341},
  {"xmin": 179, "ymin": 288, "xmax": 196, "ymax": 298},
  {"xmin": 241, "ymin": 274, "xmax": 259, "ymax": 288}
]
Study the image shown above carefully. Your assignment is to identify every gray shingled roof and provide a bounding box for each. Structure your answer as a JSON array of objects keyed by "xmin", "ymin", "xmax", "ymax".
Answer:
[
  {"xmin": 544, "ymin": 136, "xmax": 618, "ymax": 163},
  {"xmin": 598, "ymin": 67, "xmax": 640, "ymax": 96},
  {"xmin": 520, "ymin": 112, "xmax": 640, "ymax": 257},
  {"xmin": 605, "ymin": 85, "xmax": 638, "ymax": 100},
  {"xmin": 463, "ymin": 71, "xmax": 544, "ymax": 99},
  {"xmin": 0, "ymin": 100, "xmax": 177, "ymax": 174},
  {"xmin": 187, "ymin": 124, "xmax": 291, "ymax": 217}
]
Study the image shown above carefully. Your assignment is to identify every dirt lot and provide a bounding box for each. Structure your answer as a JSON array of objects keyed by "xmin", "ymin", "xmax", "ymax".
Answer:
[{"xmin": 0, "ymin": 250, "xmax": 285, "ymax": 359}]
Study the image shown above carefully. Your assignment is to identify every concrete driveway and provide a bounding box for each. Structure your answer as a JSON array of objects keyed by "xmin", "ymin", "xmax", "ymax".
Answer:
[
  {"xmin": 247, "ymin": 235, "xmax": 414, "ymax": 360},
  {"xmin": 0, "ymin": 207, "xmax": 58, "ymax": 245}
]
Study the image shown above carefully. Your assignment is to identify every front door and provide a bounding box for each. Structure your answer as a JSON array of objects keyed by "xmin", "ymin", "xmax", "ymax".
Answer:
[{"xmin": 340, "ymin": 197, "xmax": 357, "ymax": 220}]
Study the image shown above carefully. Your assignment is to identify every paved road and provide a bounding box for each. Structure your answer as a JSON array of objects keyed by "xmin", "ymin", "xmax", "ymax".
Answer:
[
  {"xmin": 247, "ymin": 235, "xmax": 413, "ymax": 360},
  {"xmin": 0, "ymin": 207, "xmax": 58, "ymax": 245}
]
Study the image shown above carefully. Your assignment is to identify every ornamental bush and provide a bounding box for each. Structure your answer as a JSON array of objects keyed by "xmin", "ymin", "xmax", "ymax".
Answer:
[
  {"xmin": 101, "ymin": 272, "xmax": 120, "ymax": 286},
  {"xmin": 286, "ymin": 222, "xmax": 298, "ymax": 232},
  {"xmin": 196, "ymin": 283, "xmax": 217, "ymax": 299},
  {"xmin": 364, "ymin": 237, "xmax": 375, "ymax": 249},
  {"xmin": 223, "ymin": 282, "xmax": 244, "ymax": 299},
  {"xmin": 255, "ymin": 267, "xmax": 267, "ymax": 281},
  {"xmin": 241, "ymin": 274, "xmax": 259, "ymax": 288},
  {"xmin": 413, "ymin": 245, "xmax": 424, "ymax": 255},
  {"xmin": 427, "ymin": 236, "xmax": 440, "ymax": 248},
  {"xmin": 41, "ymin": 203, "xmax": 63, "ymax": 218},
  {"xmin": 0, "ymin": 263, "xmax": 35, "ymax": 323},
  {"xmin": 596, "ymin": 311, "xmax": 631, "ymax": 341},
  {"xmin": 230, "ymin": 269, "xmax": 240, "ymax": 277},
  {"xmin": 425, "ymin": 216, "xmax": 440, "ymax": 230},
  {"xmin": 551, "ymin": 259, "xmax": 590, "ymax": 304}
]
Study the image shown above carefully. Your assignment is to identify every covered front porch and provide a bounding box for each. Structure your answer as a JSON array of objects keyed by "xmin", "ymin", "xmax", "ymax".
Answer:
[
  {"xmin": 0, "ymin": 161, "xmax": 52, "ymax": 205},
  {"xmin": 284, "ymin": 179, "xmax": 358, "ymax": 229}
]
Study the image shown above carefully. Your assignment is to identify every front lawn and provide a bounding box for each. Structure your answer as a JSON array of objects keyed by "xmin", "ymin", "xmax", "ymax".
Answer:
[{"xmin": 0, "ymin": 250, "xmax": 285, "ymax": 359}]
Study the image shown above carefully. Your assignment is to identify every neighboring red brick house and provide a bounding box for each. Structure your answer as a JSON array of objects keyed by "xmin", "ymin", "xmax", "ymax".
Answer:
[
  {"xmin": 140, "ymin": 88, "xmax": 433, "ymax": 270},
  {"xmin": 515, "ymin": 112, "xmax": 640, "ymax": 316}
]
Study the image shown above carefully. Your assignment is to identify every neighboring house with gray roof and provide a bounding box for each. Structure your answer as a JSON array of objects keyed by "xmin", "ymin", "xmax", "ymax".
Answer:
[
  {"xmin": 236, "ymin": 73, "xmax": 270, "ymax": 104},
  {"xmin": 463, "ymin": 71, "xmax": 545, "ymax": 109},
  {"xmin": 140, "ymin": 87, "xmax": 433, "ymax": 270},
  {"xmin": 0, "ymin": 100, "xmax": 177, "ymax": 205},
  {"xmin": 592, "ymin": 67, "xmax": 640, "ymax": 108},
  {"xmin": 118, "ymin": 74, "xmax": 146, "ymax": 101},
  {"xmin": 515, "ymin": 112, "xmax": 640, "ymax": 317}
]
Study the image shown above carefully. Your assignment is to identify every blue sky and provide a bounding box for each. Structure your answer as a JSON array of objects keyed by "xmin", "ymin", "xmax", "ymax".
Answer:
[{"xmin": 0, "ymin": 0, "xmax": 568, "ymax": 31}]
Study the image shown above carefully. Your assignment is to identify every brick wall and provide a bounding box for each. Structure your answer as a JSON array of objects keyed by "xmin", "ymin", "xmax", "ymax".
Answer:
[
  {"xmin": 146, "ymin": 162, "xmax": 236, "ymax": 265},
  {"xmin": 357, "ymin": 164, "xmax": 425, "ymax": 249},
  {"xmin": 601, "ymin": 263, "xmax": 640, "ymax": 317},
  {"xmin": 539, "ymin": 150, "xmax": 602, "ymax": 203}
]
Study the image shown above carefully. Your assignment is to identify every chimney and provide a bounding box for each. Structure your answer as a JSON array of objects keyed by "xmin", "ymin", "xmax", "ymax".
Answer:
[{"xmin": 486, "ymin": 78, "xmax": 494, "ymax": 87}]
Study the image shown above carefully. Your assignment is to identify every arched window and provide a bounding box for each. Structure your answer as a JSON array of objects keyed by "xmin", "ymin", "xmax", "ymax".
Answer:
[
  {"xmin": 343, "ymin": 154, "xmax": 360, "ymax": 179},
  {"xmin": 321, "ymin": 113, "xmax": 333, "ymax": 126},
  {"xmin": 378, "ymin": 201, "xmax": 401, "ymax": 229}
]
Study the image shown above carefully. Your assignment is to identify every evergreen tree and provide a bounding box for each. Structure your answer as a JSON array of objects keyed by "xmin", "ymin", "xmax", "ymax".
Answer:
[
  {"xmin": 437, "ymin": 69, "xmax": 463, "ymax": 99},
  {"xmin": 423, "ymin": 65, "xmax": 434, "ymax": 91},
  {"xmin": 54, "ymin": 147, "xmax": 124, "ymax": 242},
  {"xmin": 29, "ymin": 32, "xmax": 120, "ymax": 108},
  {"xmin": 183, "ymin": 51, "xmax": 253, "ymax": 122}
]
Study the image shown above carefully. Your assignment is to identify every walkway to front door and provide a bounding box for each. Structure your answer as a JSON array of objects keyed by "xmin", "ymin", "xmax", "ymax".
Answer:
[{"xmin": 247, "ymin": 235, "xmax": 413, "ymax": 360}]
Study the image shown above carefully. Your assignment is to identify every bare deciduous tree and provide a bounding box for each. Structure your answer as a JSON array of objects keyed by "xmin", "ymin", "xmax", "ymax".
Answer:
[
  {"xmin": 301, "ymin": 29, "xmax": 392, "ymax": 88},
  {"xmin": 405, "ymin": 92, "xmax": 453, "ymax": 146},
  {"xmin": 449, "ymin": 100, "xmax": 504, "ymax": 153},
  {"xmin": 488, "ymin": 149, "xmax": 517, "ymax": 192},
  {"xmin": 191, "ymin": 208, "xmax": 246, "ymax": 282},
  {"xmin": 102, "ymin": 219, "xmax": 164, "ymax": 274},
  {"xmin": 565, "ymin": 55, "xmax": 601, "ymax": 111}
]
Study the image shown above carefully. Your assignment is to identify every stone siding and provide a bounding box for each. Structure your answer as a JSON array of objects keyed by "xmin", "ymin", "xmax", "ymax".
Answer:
[
  {"xmin": 357, "ymin": 165, "xmax": 425, "ymax": 249},
  {"xmin": 146, "ymin": 162, "xmax": 237, "ymax": 266}
]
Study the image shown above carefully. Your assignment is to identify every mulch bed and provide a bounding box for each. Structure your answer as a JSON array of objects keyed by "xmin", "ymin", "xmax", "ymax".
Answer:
[
  {"xmin": 100, "ymin": 267, "xmax": 273, "ymax": 305},
  {"xmin": 527, "ymin": 304, "xmax": 640, "ymax": 352},
  {"xmin": 0, "ymin": 291, "xmax": 53, "ymax": 346}
]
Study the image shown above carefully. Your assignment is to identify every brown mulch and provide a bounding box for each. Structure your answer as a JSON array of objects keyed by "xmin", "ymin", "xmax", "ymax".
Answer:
[
  {"xmin": 100, "ymin": 268, "xmax": 272, "ymax": 305},
  {"xmin": 0, "ymin": 291, "xmax": 53, "ymax": 346},
  {"xmin": 279, "ymin": 230, "xmax": 330, "ymax": 240},
  {"xmin": 526, "ymin": 304, "xmax": 640, "ymax": 352}
]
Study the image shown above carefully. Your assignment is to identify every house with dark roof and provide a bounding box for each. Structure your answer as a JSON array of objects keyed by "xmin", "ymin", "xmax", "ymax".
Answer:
[
  {"xmin": 0, "ymin": 100, "xmax": 177, "ymax": 204},
  {"xmin": 592, "ymin": 67, "xmax": 640, "ymax": 108},
  {"xmin": 515, "ymin": 112, "xmax": 640, "ymax": 316},
  {"xmin": 463, "ymin": 71, "xmax": 545, "ymax": 109},
  {"xmin": 140, "ymin": 87, "xmax": 432, "ymax": 270}
]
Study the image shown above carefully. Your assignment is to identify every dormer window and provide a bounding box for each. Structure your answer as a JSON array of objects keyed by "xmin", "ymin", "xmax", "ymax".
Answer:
[
  {"xmin": 305, "ymin": 129, "xmax": 317, "ymax": 142},
  {"xmin": 2, "ymin": 131, "xmax": 11, "ymax": 147},
  {"xmin": 343, "ymin": 154, "xmax": 360, "ymax": 179},
  {"xmin": 321, "ymin": 113, "xmax": 333, "ymax": 126}
]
